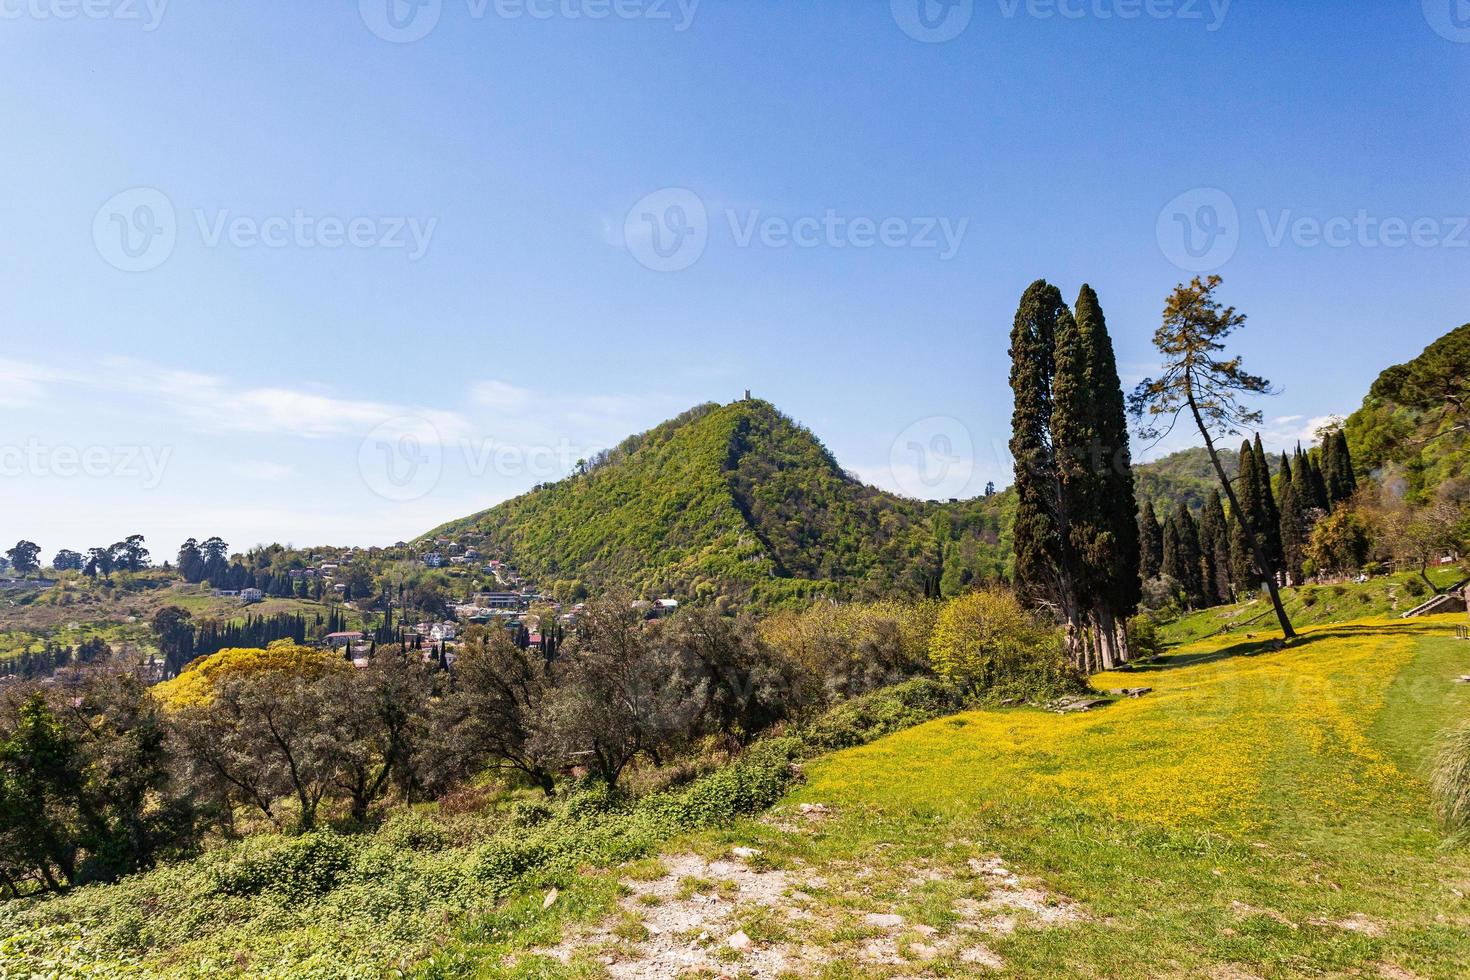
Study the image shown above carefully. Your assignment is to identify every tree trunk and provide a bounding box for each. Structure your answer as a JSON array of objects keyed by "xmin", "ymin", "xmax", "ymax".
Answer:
[{"xmin": 1187, "ymin": 394, "xmax": 1297, "ymax": 640}]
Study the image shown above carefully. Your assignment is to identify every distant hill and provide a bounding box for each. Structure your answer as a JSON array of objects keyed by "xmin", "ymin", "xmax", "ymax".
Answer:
[
  {"xmin": 431, "ymin": 373, "xmax": 1440, "ymax": 605},
  {"xmin": 1345, "ymin": 322, "xmax": 1470, "ymax": 501},
  {"xmin": 424, "ymin": 400, "xmax": 1012, "ymax": 605}
]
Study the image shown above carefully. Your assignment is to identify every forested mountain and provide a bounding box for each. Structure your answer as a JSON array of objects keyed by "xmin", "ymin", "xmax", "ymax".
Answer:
[
  {"xmin": 1345, "ymin": 322, "xmax": 1470, "ymax": 501},
  {"xmin": 424, "ymin": 400, "xmax": 1013, "ymax": 605},
  {"xmin": 431, "ymin": 319, "xmax": 1469, "ymax": 608}
]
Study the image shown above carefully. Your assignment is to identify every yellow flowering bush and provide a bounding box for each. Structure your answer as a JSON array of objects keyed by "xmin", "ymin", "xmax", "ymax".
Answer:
[{"xmin": 153, "ymin": 641, "xmax": 348, "ymax": 709}]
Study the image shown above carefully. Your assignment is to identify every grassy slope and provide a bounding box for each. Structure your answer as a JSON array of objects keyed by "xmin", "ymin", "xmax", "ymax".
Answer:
[
  {"xmin": 570, "ymin": 616, "xmax": 1470, "ymax": 978},
  {"xmin": 1156, "ymin": 567, "xmax": 1467, "ymax": 647}
]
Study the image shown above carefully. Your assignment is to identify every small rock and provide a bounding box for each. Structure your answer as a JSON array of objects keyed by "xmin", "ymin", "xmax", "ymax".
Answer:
[
  {"xmin": 799, "ymin": 802, "xmax": 830, "ymax": 815},
  {"xmin": 913, "ymin": 924, "xmax": 939, "ymax": 937},
  {"xmin": 732, "ymin": 846, "xmax": 761, "ymax": 860},
  {"xmin": 727, "ymin": 930, "xmax": 751, "ymax": 950},
  {"xmin": 542, "ymin": 887, "xmax": 558, "ymax": 909},
  {"xmin": 865, "ymin": 912, "xmax": 905, "ymax": 928},
  {"xmin": 909, "ymin": 942, "xmax": 941, "ymax": 959},
  {"xmin": 961, "ymin": 945, "xmax": 1005, "ymax": 968}
]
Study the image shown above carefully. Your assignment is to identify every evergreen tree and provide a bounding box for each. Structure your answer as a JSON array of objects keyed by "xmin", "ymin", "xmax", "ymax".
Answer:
[
  {"xmin": 1163, "ymin": 505, "xmax": 1204, "ymax": 608},
  {"xmin": 1309, "ymin": 452, "xmax": 1330, "ymax": 511},
  {"xmin": 1238, "ymin": 441, "xmax": 1284, "ymax": 583},
  {"xmin": 1009, "ymin": 281, "xmax": 1079, "ymax": 645},
  {"xmin": 1198, "ymin": 491, "xmax": 1232, "ymax": 604},
  {"xmin": 1074, "ymin": 284, "xmax": 1141, "ymax": 658},
  {"xmin": 1229, "ymin": 516, "xmax": 1254, "ymax": 591},
  {"xmin": 1139, "ymin": 500, "xmax": 1164, "ymax": 581},
  {"xmin": 1254, "ymin": 435, "xmax": 1284, "ymax": 575},
  {"xmin": 1291, "ymin": 445, "xmax": 1322, "ymax": 515},
  {"xmin": 1278, "ymin": 451, "xmax": 1307, "ymax": 585},
  {"xmin": 1052, "ymin": 283, "xmax": 1139, "ymax": 668},
  {"xmin": 1129, "ymin": 276, "xmax": 1296, "ymax": 639},
  {"xmin": 1324, "ymin": 428, "xmax": 1357, "ymax": 506}
]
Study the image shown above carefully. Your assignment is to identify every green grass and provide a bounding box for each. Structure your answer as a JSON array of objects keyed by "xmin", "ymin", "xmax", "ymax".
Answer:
[
  {"xmin": 631, "ymin": 614, "xmax": 1470, "ymax": 977},
  {"xmin": 1157, "ymin": 568, "xmax": 1466, "ymax": 646}
]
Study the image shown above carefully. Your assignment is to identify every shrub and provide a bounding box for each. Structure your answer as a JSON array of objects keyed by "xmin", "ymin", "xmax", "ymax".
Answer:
[
  {"xmin": 928, "ymin": 589, "xmax": 1078, "ymax": 702},
  {"xmin": 379, "ymin": 811, "xmax": 451, "ymax": 852},
  {"xmin": 210, "ymin": 831, "xmax": 354, "ymax": 899},
  {"xmin": 798, "ymin": 678, "xmax": 956, "ymax": 754},
  {"xmin": 1128, "ymin": 616, "xmax": 1164, "ymax": 660},
  {"xmin": 1403, "ymin": 575, "xmax": 1429, "ymax": 598},
  {"xmin": 1431, "ymin": 721, "xmax": 1470, "ymax": 832},
  {"xmin": 761, "ymin": 599, "xmax": 938, "ymax": 705}
]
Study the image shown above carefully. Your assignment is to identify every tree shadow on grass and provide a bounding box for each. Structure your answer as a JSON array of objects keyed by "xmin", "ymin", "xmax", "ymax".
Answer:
[{"xmin": 1129, "ymin": 623, "xmax": 1423, "ymax": 674}]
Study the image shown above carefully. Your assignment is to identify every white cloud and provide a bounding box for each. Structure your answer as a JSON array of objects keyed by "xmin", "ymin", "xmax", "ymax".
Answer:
[
  {"xmin": 467, "ymin": 380, "xmax": 533, "ymax": 411},
  {"xmin": 0, "ymin": 358, "xmax": 69, "ymax": 407}
]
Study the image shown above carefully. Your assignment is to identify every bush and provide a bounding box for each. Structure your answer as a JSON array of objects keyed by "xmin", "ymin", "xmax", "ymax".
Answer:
[
  {"xmin": 1431, "ymin": 721, "xmax": 1470, "ymax": 832},
  {"xmin": 928, "ymin": 589, "xmax": 1079, "ymax": 702},
  {"xmin": 210, "ymin": 831, "xmax": 354, "ymax": 899},
  {"xmin": 379, "ymin": 811, "xmax": 451, "ymax": 852},
  {"xmin": 1128, "ymin": 616, "xmax": 1164, "ymax": 660},
  {"xmin": 1403, "ymin": 575, "xmax": 1429, "ymax": 598}
]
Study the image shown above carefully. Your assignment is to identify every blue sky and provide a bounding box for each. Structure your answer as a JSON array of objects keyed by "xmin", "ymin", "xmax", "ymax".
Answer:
[{"xmin": 2, "ymin": 0, "xmax": 1468, "ymax": 558}]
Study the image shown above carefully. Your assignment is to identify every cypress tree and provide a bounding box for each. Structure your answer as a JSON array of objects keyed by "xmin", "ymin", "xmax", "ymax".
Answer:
[
  {"xmin": 1059, "ymin": 284, "xmax": 1140, "ymax": 666},
  {"xmin": 1237, "ymin": 443, "xmax": 1273, "ymax": 587},
  {"xmin": 1254, "ymin": 434, "xmax": 1284, "ymax": 575},
  {"xmin": 1278, "ymin": 456, "xmax": 1307, "ymax": 586},
  {"xmin": 1321, "ymin": 432, "xmax": 1339, "ymax": 504},
  {"xmin": 1052, "ymin": 290, "xmax": 1102, "ymax": 665},
  {"xmin": 1075, "ymin": 286, "xmax": 1141, "ymax": 620},
  {"xmin": 1198, "ymin": 491, "xmax": 1232, "ymax": 605},
  {"xmin": 1009, "ymin": 281, "xmax": 1077, "ymax": 637},
  {"xmin": 1139, "ymin": 500, "xmax": 1163, "ymax": 581},
  {"xmin": 1164, "ymin": 504, "xmax": 1205, "ymax": 608},
  {"xmin": 1309, "ymin": 452, "xmax": 1330, "ymax": 511},
  {"xmin": 1229, "ymin": 515, "xmax": 1254, "ymax": 592},
  {"xmin": 1325, "ymin": 429, "xmax": 1357, "ymax": 505},
  {"xmin": 1291, "ymin": 444, "xmax": 1320, "ymax": 515}
]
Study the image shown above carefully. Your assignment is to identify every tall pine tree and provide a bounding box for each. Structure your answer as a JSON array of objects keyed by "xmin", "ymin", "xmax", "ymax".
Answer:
[
  {"xmin": 1011, "ymin": 280, "xmax": 1141, "ymax": 671},
  {"xmin": 1253, "ymin": 434, "xmax": 1284, "ymax": 576},
  {"xmin": 1058, "ymin": 284, "xmax": 1140, "ymax": 667},
  {"xmin": 1199, "ymin": 491, "xmax": 1233, "ymax": 605},
  {"xmin": 1278, "ymin": 451, "xmax": 1307, "ymax": 585},
  {"xmin": 1323, "ymin": 428, "xmax": 1357, "ymax": 506},
  {"xmin": 1139, "ymin": 500, "xmax": 1163, "ymax": 581},
  {"xmin": 1010, "ymin": 281, "xmax": 1079, "ymax": 643},
  {"xmin": 1163, "ymin": 505, "xmax": 1204, "ymax": 608}
]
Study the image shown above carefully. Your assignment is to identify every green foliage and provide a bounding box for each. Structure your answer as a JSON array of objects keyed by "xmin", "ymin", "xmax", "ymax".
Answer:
[
  {"xmin": 1347, "ymin": 322, "xmax": 1470, "ymax": 502},
  {"xmin": 1431, "ymin": 720, "xmax": 1470, "ymax": 832},
  {"xmin": 1307, "ymin": 507, "xmax": 1372, "ymax": 576},
  {"xmin": 210, "ymin": 832, "xmax": 354, "ymax": 899},
  {"xmin": 422, "ymin": 400, "xmax": 1009, "ymax": 606},
  {"xmin": 0, "ymin": 678, "xmax": 953, "ymax": 977},
  {"xmin": 927, "ymin": 589, "xmax": 1080, "ymax": 701}
]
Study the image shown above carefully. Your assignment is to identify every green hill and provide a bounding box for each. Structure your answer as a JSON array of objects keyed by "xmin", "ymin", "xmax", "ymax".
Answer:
[
  {"xmin": 1346, "ymin": 322, "xmax": 1470, "ymax": 501},
  {"xmin": 426, "ymin": 403, "xmax": 1313, "ymax": 605},
  {"xmin": 425, "ymin": 400, "xmax": 1013, "ymax": 605}
]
